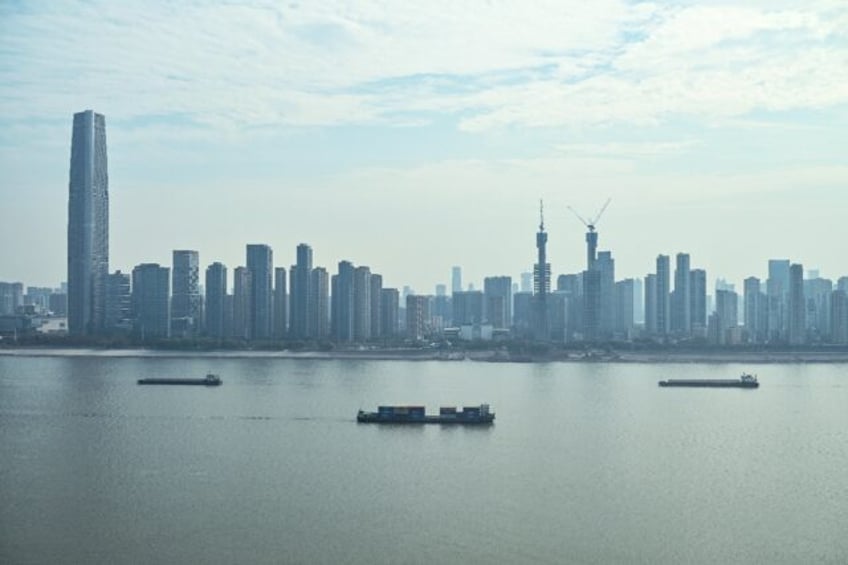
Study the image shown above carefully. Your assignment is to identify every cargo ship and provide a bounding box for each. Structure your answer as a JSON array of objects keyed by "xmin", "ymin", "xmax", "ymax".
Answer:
[
  {"xmin": 658, "ymin": 373, "xmax": 759, "ymax": 388},
  {"xmin": 357, "ymin": 404, "xmax": 494, "ymax": 424},
  {"xmin": 137, "ymin": 373, "xmax": 222, "ymax": 386}
]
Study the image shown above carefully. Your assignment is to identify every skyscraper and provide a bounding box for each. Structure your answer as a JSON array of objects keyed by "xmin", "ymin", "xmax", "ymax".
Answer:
[
  {"xmin": 104, "ymin": 271, "xmax": 131, "ymax": 333},
  {"xmin": 310, "ymin": 267, "xmax": 330, "ymax": 339},
  {"xmin": 274, "ymin": 267, "xmax": 287, "ymax": 339},
  {"xmin": 171, "ymin": 250, "xmax": 201, "ymax": 337},
  {"xmin": 205, "ymin": 262, "xmax": 227, "ymax": 339},
  {"xmin": 671, "ymin": 253, "xmax": 691, "ymax": 335},
  {"xmin": 484, "ymin": 276, "xmax": 512, "ymax": 329},
  {"xmin": 131, "ymin": 263, "xmax": 170, "ymax": 339},
  {"xmin": 232, "ymin": 266, "xmax": 251, "ymax": 340},
  {"xmin": 246, "ymin": 244, "xmax": 273, "ymax": 340},
  {"xmin": 689, "ymin": 269, "xmax": 707, "ymax": 332},
  {"xmin": 331, "ymin": 261, "xmax": 355, "ymax": 342},
  {"xmin": 353, "ymin": 266, "xmax": 372, "ymax": 341},
  {"xmin": 533, "ymin": 202, "xmax": 550, "ymax": 340},
  {"xmin": 291, "ymin": 244, "xmax": 313, "ymax": 339},
  {"xmin": 788, "ymin": 263, "xmax": 806, "ymax": 345},
  {"xmin": 67, "ymin": 110, "xmax": 109, "ymax": 335},
  {"xmin": 655, "ymin": 255, "xmax": 671, "ymax": 336}
]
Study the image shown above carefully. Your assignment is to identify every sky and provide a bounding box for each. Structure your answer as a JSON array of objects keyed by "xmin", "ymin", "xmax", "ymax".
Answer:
[{"xmin": 1, "ymin": 0, "xmax": 847, "ymax": 293}]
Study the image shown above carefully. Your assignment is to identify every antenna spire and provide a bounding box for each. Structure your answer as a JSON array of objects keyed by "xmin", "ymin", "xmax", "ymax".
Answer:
[{"xmin": 539, "ymin": 199, "xmax": 545, "ymax": 231}]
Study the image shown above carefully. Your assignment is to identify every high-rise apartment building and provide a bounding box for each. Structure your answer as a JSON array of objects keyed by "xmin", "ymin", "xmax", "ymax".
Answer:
[
  {"xmin": 689, "ymin": 269, "xmax": 707, "ymax": 332},
  {"xmin": 831, "ymin": 290, "xmax": 848, "ymax": 345},
  {"xmin": 171, "ymin": 250, "xmax": 201, "ymax": 337},
  {"xmin": 406, "ymin": 295, "xmax": 430, "ymax": 340},
  {"xmin": 205, "ymin": 262, "xmax": 227, "ymax": 339},
  {"xmin": 232, "ymin": 266, "xmax": 251, "ymax": 340},
  {"xmin": 331, "ymin": 261, "xmax": 355, "ymax": 342},
  {"xmin": 484, "ymin": 276, "xmax": 512, "ymax": 329},
  {"xmin": 274, "ymin": 267, "xmax": 287, "ymax": 339},
  {"xmin": 370, "ymin": 274, "xmax": 383, "ymax": 339},
  {"xmin": 743, "ymin": 277, "xmax": 765, "ymax": 343},
  {"xmin": 67, "ymin": 110, "xmax": 109, "ymax": 335},
  {"xmin": 655, "ymin": 255, "xmax": 671, "ymax": 336},
  {"xmin": 353, "ymin": 266, "xmax": 372, "ymax": 341},
  {"xmin": 380, "ymin": 288, "xmax": 399, "ymax": 338},
  {"xmin": 788, "ymin": 263, "xmax": 806, "ymax": 345},
  {"xmin": 104, "ymin": 271, "xmax": 131, "ymax": 332},
  {"xmin": 310, "ymin": 267, "xmax": 330, "ymax": 339},
  {"xmin": 644, "ymin": 274, "xmax": 657, "ymax": 335},
  {"xmin": 131, "ymin": 264, "xmax": 170, "ymax": 339},
  {"xmin": 596, "ymin": 251, "xmax": 615, "ymax": 337},
  {"xmin": 671, "ymin": 253, "xmax": 691, "ymax": 335},
  {"xmin": 291, "ymin": 244, "xmax": 313, "ymax": 339},
  {"xmin": 0, "ymin": 282, "xmax": 24, "ymax": 315},
  {"xmin": 767, "ymin": 259, "xmax": 790, "ymax": 342},
  {"xmin": 246, "ymin": 244, "xmax": 273, "ymax": 340}
]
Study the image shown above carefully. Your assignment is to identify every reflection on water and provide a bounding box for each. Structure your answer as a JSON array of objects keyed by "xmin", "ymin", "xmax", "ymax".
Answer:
[{"xmin": 1, "ymin": 356, "xmax": 847, "ymax": 564}]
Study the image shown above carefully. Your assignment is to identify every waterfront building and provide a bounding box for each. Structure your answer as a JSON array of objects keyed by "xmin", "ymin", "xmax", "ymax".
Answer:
[
  {"xmin": 743, "ymin": 277, "xmax": 766, "ymax": 343},
  {"xmin": 25, "ymin": 287, "xmax": 52, "ymax": 312},
  {"xmin": 104, "ymin": 271, "xmax": 131, "ymax": 332},
  {"xmin": 452, "ymin": 290, "xmax": 484, "ymax": 326},
  {"xmin": 655, "ymin": 255, "xmax": 671, "ymax": 336},
  {"xmin": 597, "ymin": 251, "xmax": 615, "ymax": 338},
  {"xmin": 406, "ymin": 294, "xmax": 430, "ymax": 340},
  {"xmin": 512, "ymin": 291, "xmax": 533, "ymax": 336},
  {"xmin": 788, "ymin": 263, "xmax": 806, "ymax": 345},
  {"xmin": 131, "ymin": 263, "xmax": 170, "ymax": 339},
  {"xmin": 232, "ymin": 266, "xmax": 251, "ymax": 340},
  {"xmin": 310, "ymin": 267, "xmax": 330, "ymax": 339},
  {"xmin": 0, "ymin": 282, "xmax": 24, "ymax": 315},
  {"xmin": 831, "ymin": 290, "xmax": 848, "ymax": 345},
  {"xmin": 67, "ymin": 110, "xmax": 109, "ymax": 335},
  {"xmin": 615, "ymin": 279, "xmax": 635, "ymax": 337},
  {"xmin": 370, "ymin": 274, "xmax": 383, "ymax": 339},
  {"xmin": 380, "ymin": 288, "xmax": 399, "ymax": 338},
  {"xmin": 274, "ymin": 267, "xmax": 287, "ymax": 339},
  {"xmin": 671, "ymin": 253, "xmax": 691, "ymax": 335},
  {"xmin": 353, "ymin": 266, "xmax": 372, "ymax": 341},
  {"xmin": 644, "ymin": 274, "xmax": 657, "ymax": 335},
  {"xmin": 290, "ymin": 244, "xmax": 313, "ymax": 339},
  {"xmin": 331, "ymin": 261, "xmax": 355, "ymax": 342},
  {"xmin": 246, "ymin": 244, "xmax": 273, "ymax": 340},
  {"xmin": 49, "ymin": 293, "xmax": 68, "ymax": 317},
  {"xmin": 689, "ymin": 269, "xmax": 707, "ymax": 333},
  {"xmin": 205, "ymin": 262, "xmax": 227, "ymax": 339},
  {"xmin": 484, "ymin": 276, "xmax": 512, "ymax": 329},
  {"xmin": 171, "ymin": 250, "xmax": 201, "ymax": 337},
  {"xmin": 715, "ymin": 289, "xmax": 739, "ymax": 345},
  {"xmin": 767, "ymin": 259, "xmax": 791, "ymax": 342}
]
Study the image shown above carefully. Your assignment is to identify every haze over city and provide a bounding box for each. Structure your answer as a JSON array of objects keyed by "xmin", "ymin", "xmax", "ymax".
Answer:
[{"xmin": 1, "ymin": 1, "xmax": 847, "ymax": 292}]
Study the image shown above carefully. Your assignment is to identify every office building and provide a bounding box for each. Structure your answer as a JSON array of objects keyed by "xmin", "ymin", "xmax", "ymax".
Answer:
[
  {"xmin": 67, "ymin": 110, "xmax": 109, "ymax": 335},
  {"xmin": 451, "ymin": 267, "xmax": 462, "ymax": 294}
]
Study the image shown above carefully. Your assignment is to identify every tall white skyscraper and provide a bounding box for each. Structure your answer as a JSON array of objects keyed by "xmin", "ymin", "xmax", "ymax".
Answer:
[{"xmin": 67, "ymin": 110, "xmax": 109, "ymax": 335}]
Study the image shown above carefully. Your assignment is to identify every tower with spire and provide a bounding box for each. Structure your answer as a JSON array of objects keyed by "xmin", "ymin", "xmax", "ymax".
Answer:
[{"xmin": 533, "ymin": 200, "xmax": 551, "ymax": 340}]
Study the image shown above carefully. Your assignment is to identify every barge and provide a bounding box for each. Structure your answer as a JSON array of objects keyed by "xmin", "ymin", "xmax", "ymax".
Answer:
[
  {"xmin": 357, "ymin": 404, "xmax": 494, "ymax": 424},
  {"xmin": 658, "ymin": 373, "xmax": 759, "ymax": 388},
  {"xmin": 137, "ymin": 373, "xmax": 222, "ymax": 386}
]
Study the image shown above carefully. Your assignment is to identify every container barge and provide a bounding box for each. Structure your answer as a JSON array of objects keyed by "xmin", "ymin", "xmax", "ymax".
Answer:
[
  {"xmin": 658, "ymin": 373, "xmax": 759, "ymax": 388},
  {"xmin": 137, "ymin": 374, "xmax": 222, "ymax": 386},
  {"xmin": 357, "ymin": 404, "xmax": 494, "ymax": 424}
]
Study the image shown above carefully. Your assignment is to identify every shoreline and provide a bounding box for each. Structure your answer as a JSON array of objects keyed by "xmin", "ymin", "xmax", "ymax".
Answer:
[{"xmin": 2, "ymin": 346, "xmax": 848, "ymax": 364}]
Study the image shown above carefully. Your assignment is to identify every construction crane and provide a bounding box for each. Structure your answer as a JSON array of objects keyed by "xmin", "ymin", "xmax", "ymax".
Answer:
[
  {"xmin": 567, "ymin": 197, "xmax": 612, "ymax": 270},
  {"xmin": 567, "ymin": 197, "xmax": 611, "ymax": 234}
]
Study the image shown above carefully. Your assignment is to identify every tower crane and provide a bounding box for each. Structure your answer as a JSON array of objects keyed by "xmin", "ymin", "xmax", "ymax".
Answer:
[{"xmin": 567, "ymin": 197, "xmax": 611, "ymax": 234}]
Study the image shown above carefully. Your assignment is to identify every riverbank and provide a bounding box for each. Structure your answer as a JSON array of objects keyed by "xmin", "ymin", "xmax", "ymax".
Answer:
[{"xmin": 2, "ymin": 346, "xmax": 848, "ymax": 363}]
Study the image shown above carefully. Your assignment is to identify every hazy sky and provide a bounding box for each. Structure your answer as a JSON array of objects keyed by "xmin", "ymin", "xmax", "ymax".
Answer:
[{"xmin": 1, "ymin": 1, "xmax": 847, "ymax": 293}]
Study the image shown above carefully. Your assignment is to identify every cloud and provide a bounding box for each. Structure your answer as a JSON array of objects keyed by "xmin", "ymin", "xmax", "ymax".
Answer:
[{"xmin": 2, "ymin": 1, "xmax": 845, "ymax": 136}]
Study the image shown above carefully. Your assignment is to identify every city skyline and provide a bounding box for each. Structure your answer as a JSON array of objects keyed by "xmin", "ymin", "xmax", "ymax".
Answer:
[{"xmin": 2, "ymin": 2, "xmax": 848, "ymax": 291}]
